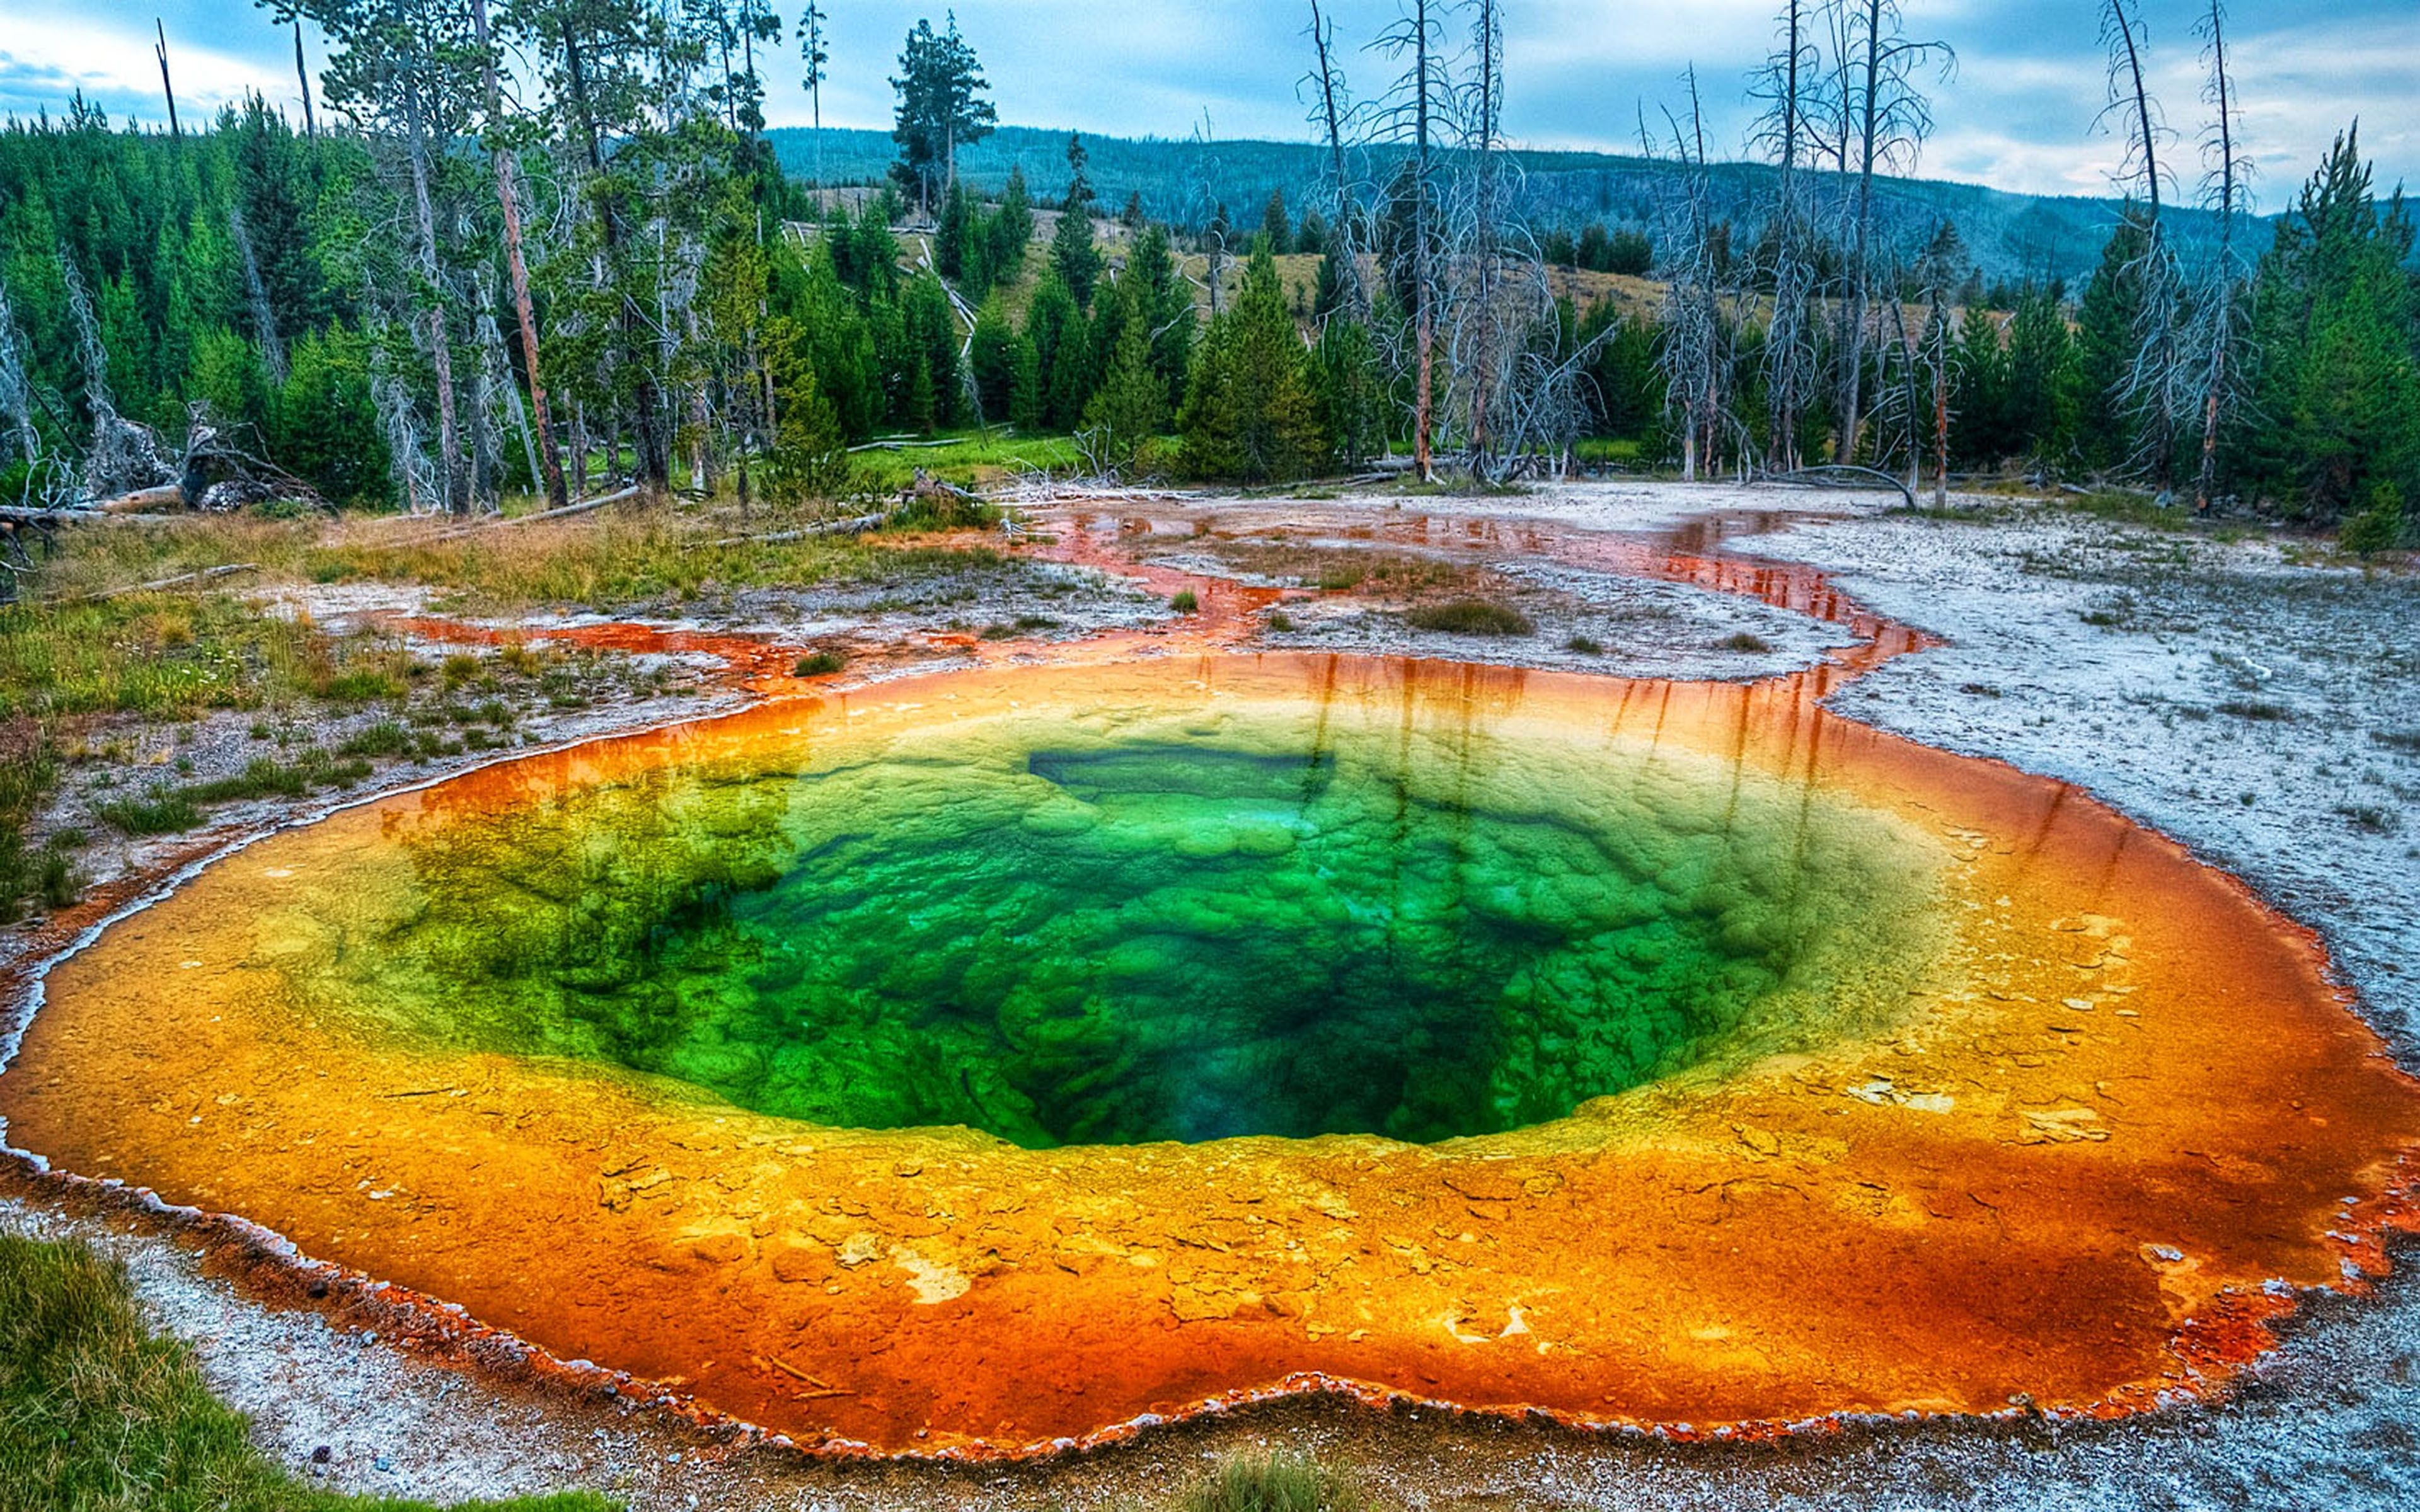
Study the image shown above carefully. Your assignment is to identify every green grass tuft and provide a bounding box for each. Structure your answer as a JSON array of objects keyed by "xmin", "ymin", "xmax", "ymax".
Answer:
[
  {"xmin": 1405, "ymin": 598, "xmax": 1533, "ymax": 636},
  {"xmin": 0, "ymin": 1232, "xmax": 616, "ymax": 1512},
  {"xmin": 1182, "ymin": 1452, "xmax": 1369, "ymax": 1512},
  {"xmin": 792, "ymin": 650, "xmax": 848, "ymax": 677}
]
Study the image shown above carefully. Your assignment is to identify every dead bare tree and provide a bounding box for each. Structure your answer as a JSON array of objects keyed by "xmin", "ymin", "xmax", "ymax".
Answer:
[
  {"xmin": 2098, "ymin": 0, "xmax": 2187, "ymax": 490},
  {"xmin": 155, "ymin": 20, "xmax": 182, "ymax": 140},
  {"xmin": 1187, "ymin": 113, "xmax": 1231, "ymax": 317},
  {"xmin": 1303, "ymin": 1, "xmax": 1368, "ymax": 320},
  {"xmin": 2188, "ymin": 0, "xmax": 2253, "ymax": 513},
  {"xmin": 1369, "ymin": 0, "xmax": 1455, "ymax": 483},
  {"xmin": 1751, "ymin": 0, "xmax": 1824, "ymax": 472},
  {"xmin": 1449, "ymin": 0, "xmax": 1511, "ymax": 467},
  {"xmin": 1654, "ymin": 71, "xmax": 1736, "ymax": 483},
  {"xmin": 293, "ymin": 20, "xmax": 317, "ymax": 138},
  {"xmin": 0, "ymin": 271, "xmax": 43, "ymax": 464},
  {"xmin": 1829, "ymin": 0, "xmax": 1953, "ymax": 467}
]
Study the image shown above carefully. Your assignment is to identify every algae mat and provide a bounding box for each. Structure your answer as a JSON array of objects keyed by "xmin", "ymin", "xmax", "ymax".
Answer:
[{"xmin": 4, "ymin": 653, "xmax": 2416, "ymax": 1455}]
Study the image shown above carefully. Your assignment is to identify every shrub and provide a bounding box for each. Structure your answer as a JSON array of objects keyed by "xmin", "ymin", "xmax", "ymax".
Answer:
[
  {"xmin": 1405, "ymin": 598, "xmax": 1533, "ymax": 636},
  {"xmin": 93, "ymin": 788, "xmax": 202, "ymax": 836},
  {"xmin": 1171, "ymin": 590, "xmax": 1200, "ymax": 614},
  {"xmin": 1719, "ymin": 631, "xmax": 1774, "ymax": 653},
  {"xmin": 1184, "ymin": 1452, "xmax": 1368, "ymax": 1512},
  {"xmin": 792, "ymin": 650, "xmax": 848, "ymax": 677}
]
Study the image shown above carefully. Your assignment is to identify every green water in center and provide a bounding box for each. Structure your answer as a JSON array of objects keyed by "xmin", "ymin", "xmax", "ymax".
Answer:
[{"xmin": 301, "ymin": 696, "xmax": 1947, "ymax": 1147}]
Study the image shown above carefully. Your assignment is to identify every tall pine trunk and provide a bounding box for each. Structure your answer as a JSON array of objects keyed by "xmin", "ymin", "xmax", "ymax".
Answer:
[
  {"xmin": 405, "ymin": 82, "xmax": 467, "ymax": 515},
  {"xmin": 473, "ymin": 0, "xmax": 567, "ymax": 510}
]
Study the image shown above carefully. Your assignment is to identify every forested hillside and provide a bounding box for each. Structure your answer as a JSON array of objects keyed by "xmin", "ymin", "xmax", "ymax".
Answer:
[
  {"xmin": 767, "ymin": 123, "xmax": 2251, "ymax": 287},
  {"xmin": 0, "ymin": 1, "xmax": 2411, "ymax": 550}
]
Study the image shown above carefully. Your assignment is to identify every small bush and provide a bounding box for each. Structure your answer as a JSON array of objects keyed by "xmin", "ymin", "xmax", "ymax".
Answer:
[
  {"xmin": 93, "ymin": 788, "xmax": 203, "ymax": 836},
  {"xmin": 2341, "ymin": 483, "xmax": 2406, "ymax": 557},
  {"xmin": 1184, "ymin": 1452, "xmax": 1367, "ymax": 1512},
  {"xmin": 2216, "ymin": 698, "xmax": 2292, "ymax": 722},
  {"xmin": 1566, "ymin": 634, "xmax": 1605, "ymax": 655},
  {"xmin": 1718, "ymin": 631, "xmax": 1773, "ymax": 653},
  {"xmin": 886, "ymin": 489, "xmax": 998, "ymax": 533},
  {"xmin": 337, "ymin": 721, "xmax": 413, "ymax": 759},
  {"xmin": 2337, "ymin": 802, "xmax": 2401, "ymax": 834},
  {"xmin": 1171, "ymin": 590, "xmax": 1201, "ymax": 614},
  {"xmin": 1405, "ymin": 598, "xmax": 1533, "ymax": 636},
  {"xmin": 792, "ymin": 650, "xmax": 848, "ymax": 677},
  {"xmin": 2376, "ymin": 730, "xmax": 2420, "ymax": 753},
  {"xmin": 1267, "ymin": 611, "xmax": 1297, "ymax": 632}
]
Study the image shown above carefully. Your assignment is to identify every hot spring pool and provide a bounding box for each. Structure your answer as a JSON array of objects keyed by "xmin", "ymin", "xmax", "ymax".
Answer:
[
  {"xmin": 321, "ymin": 679, "xmax": 1944, "ymax": 1148},
  {"xmin": 6, "ymin": 653, "xmax": 2416, "ymax": 1455}
]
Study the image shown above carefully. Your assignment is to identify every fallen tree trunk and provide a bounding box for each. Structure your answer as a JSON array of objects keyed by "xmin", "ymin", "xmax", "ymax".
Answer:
[
  {"xmin": 62, "ymin": 563, "xmax": 260, "ymax": 604},
  {"xmin": 405, "ymin": 486, "xmax": 647, "ymax": 546},
  {"xmin": 92, "ymin": 484, "xmax": 187, "ymax": 514}
]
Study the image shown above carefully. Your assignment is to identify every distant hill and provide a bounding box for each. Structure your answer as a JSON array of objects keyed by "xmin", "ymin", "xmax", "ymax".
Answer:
[{"xmin": 766, "ymin": 123, "xmax": 2254, "ymax": 287}]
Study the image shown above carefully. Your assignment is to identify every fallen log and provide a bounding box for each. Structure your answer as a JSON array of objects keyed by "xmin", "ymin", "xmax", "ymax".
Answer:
[
  {"xmin": 403, "ymin": 486, "xmax": 648, "ymax": 546},
  {"xmin": 701, "ymin": 513, "xmax": 888, "ymax": 548},
  {"xmin": 92, "ymin": 484, "xmax": 187, "ymax": 514},
  {"xmin": 64, "ymin": 563, "xmax": 260, "ymax": 604}
]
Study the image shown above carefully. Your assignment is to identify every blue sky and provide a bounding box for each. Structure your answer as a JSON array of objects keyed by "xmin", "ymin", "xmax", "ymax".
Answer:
[{"xmin": 4, "ymin": 3, "xmax": 2412, "ymax": 205}]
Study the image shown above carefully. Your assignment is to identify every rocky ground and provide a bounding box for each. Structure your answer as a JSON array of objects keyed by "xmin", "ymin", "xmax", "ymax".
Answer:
[{"xmin": 3, "ymin": 479, "xmax": 2416, "ymax": 1511}]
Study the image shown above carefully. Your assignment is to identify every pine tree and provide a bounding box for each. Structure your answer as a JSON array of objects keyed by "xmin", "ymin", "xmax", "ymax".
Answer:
[
  {"xmin": 2075, "ymin": 210, "xmax": 2152, "ymax": 472},
  {"xmin": 887, "ymin": 15, "xmax": 994, "ymax": 219},
  {"xmin": 1260, "ymin": 190, "xmax": 1291, "ymax": 251},
  {"xmin": 1023, "ymin": 271, "xmax": 1092, "ymax": 428},
  {"xmin": 969, "ymin": 295, "xmax": 1015, "ymax": 420},
  {"xmin": 935, "ymin": 178, "xmax": 972, "ymax": 280},
  {"xmin": 1124, "ymin": 224, "xmax": 1195, "ymax": 409},
  {"xmin": 2244, "ymin": 130, "xmax": 2420, "ymax": 528},
  {"xmin": 990, "ymin": 166, "xmax": 1034, "ymax": 280},
  {"xmin": 1082, "ymin": 285, "xmax": 1167, "ymax": 473},
  {"xmin": 1050, "ymin": 136, "xmax": 1102, "ymax": 306},
  {"xmin": 1007, "ymin": 330, "xmax": 1043, "ymax": 432},
  {"xmin": 1178, "ymin": 244, "xmax": 1324, "ymax": 482},
  {"xmin": 1313, "ymin": 316, "xmax": 1385, "ymax": 469}
]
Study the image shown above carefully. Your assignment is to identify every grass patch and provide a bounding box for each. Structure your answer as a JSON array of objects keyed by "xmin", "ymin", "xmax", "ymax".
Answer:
[
  {"xmin": 335, "ymin": 721, "xmax": 413, "ymax": 759},
  {"xmin": 2215, "ymin": 698, "xmax": 2293, "ymax": 722},
  {"xmin": 2336, "ymin": 802, "xmax": 2402, "ymax": 835},
  {"xmin": 2375, "ymin": 729, "xmax": 2420, "ymax": 753},
  {"xmin": 1170, "ymin": 590, "xmax": 1200, "ymax": 614},
  {"xmin": 884, "ymin": 489, "xmax": 1000, "ymax": 534},
  {"xmin": 1565, "ymin": 634, "xmax": 1605, "ymax": 655},
  {"xmin": 1717, "ymin": 631, "xmax": 1773, "ymax": 653},
  {"xmin": 0, "ymin": 596, "xmax": 330, "ymax": 721},
  {"xmin": 792, "ymin": 650, "xmax": 848, "ymax": 677},
  {"xmin": 0, "ymin": 730, "xmax": 72, "ymax": 919},
  {"xmin": 1182, "ymin": 1452, "xmax": 1369, "ymax": 1512},
  {"xmin": 95, "ymin": 751, "xmax": 375, "ymax": 836},
  {"xmin": 0, "ymin": 1232, "xmax": 614, "ymax": 1512},
  {"xmin": 846, "ymin": 431, "xmax": 1082, "ymax": 495},
  {"xmin": 1267, "ymin": 612, "xmax": 1296, "ymax": 632},
  {"xmin": 1405, "ymin": 598, "xmax": 1533, "ymax": 636},
  {"xmin": 2061, "ymin": 489, "xmax": 2192, "ymax": 529},
  {"xmin": 90, "ymin": 788, "xmax": 203, "ymax": 837}
]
